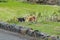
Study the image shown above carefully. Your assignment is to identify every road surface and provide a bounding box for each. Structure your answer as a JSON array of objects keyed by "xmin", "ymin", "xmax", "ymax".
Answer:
[{"xmin": 0, "ymin": 29, "xmax": 35, "ymax": 40}]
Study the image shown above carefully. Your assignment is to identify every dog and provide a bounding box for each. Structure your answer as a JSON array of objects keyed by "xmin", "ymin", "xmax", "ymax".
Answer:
[{"xmin": 17, "ymin": 18, "xmax": 25, "ymax": 22}]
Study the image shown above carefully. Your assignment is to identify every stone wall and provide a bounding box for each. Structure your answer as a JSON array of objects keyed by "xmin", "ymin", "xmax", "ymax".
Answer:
[
  {"xmin": 24, "ymin": 0, "xmax": 57, "ymax": 5},
  {"xmin": 57, "ymin": 0, "xmax": 60, "ymax": 5},
  {"xmin": 15, "ymin": 0, "xmax": 60, "ymax": 5},
  {"xmin": 46, "ymin": 0, "xmax": 57, "ymax": 5}
]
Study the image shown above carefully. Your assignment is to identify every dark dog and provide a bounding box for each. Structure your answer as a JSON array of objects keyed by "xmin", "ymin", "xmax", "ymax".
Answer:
[{"xmin": 17, "ymin": 18, "xmax": 25, "ymax": 22}]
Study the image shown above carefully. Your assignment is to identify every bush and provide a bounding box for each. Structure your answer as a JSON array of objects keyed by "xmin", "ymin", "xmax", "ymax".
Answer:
[{"xmin": 0, "ymin": 0, "xmax": 7, "ymax": 2}]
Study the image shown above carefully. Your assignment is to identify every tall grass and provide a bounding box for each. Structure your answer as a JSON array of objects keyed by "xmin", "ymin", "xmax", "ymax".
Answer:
[{"xmin": 0, "ymin": 2, "xmax": 60, "ymax": 35}]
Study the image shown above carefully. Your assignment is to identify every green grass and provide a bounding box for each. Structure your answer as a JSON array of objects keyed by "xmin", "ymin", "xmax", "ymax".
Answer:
[{"xmin": 0, "ymin": 2, "xmax": 60, "ymax": 35}]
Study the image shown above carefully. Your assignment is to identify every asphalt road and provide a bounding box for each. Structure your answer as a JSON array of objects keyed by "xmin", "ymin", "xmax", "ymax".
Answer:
[{"xmin": 0, "ymin": 29, "xmax": 33, "ymax": 40}]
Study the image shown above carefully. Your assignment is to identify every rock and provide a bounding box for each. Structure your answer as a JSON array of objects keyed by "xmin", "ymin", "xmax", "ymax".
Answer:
[
  {"xmin": 19, "ymin": 27, "xmax": 29, "ymax": 35},
  {"xmin": 26, "ymin": 28, "xmax": 34, "ymax": 36},
  {"xmin": 0, "ymin": 22, "xmax": 8, "ymax": 29},
  {"xmin": 14, "ymin": 25, "xmax": 22, "ymax": 33}
]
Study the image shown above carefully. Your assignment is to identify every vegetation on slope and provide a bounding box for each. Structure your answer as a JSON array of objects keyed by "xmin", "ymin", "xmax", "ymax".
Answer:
[{"xmin": 0, "ymin": 1, "xmax": 60, "ymax": 35}]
